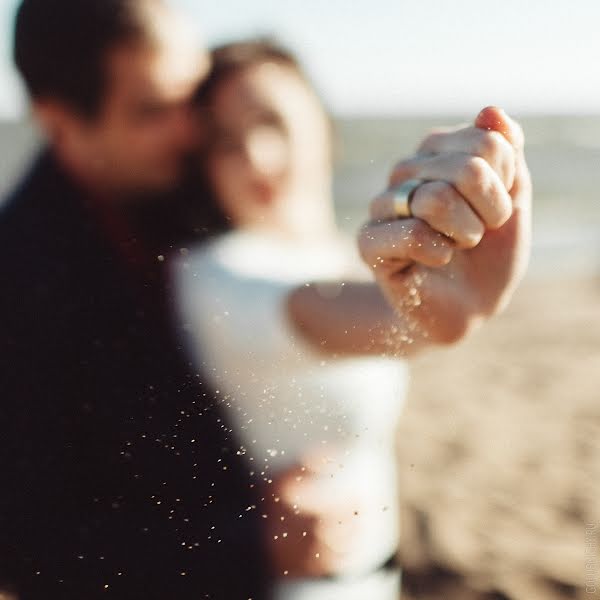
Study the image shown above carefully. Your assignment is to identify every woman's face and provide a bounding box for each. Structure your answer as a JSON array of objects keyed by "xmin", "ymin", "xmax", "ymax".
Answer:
[{"xmin": 203, "ymin": 61, "xmax": 332, "ymax": 227}]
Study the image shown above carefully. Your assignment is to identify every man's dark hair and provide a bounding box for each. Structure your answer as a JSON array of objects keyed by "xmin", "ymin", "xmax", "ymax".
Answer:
[{"xmin": 14, "ymin": 0, "xmax": 157, "ymax": 118}]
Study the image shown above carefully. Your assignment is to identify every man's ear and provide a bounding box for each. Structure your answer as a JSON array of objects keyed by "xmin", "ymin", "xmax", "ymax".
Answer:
[
  {"xmin": 31, "ymin": 98, "xmax": 91, "ymax": 146},
  {"xmin": 31, "ymin": 99, "xmax": 70, "ymax": 144}
]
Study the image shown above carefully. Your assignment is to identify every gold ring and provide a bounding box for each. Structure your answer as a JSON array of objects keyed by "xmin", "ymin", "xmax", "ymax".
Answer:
[{"xmin": 392, "ymin": 179, "xmax": 423, "ymax": 218}]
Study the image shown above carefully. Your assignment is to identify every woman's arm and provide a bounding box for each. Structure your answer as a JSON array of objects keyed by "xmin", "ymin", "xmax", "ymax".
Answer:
[
  {"xmin": 287, "ymin": 108, "xmax": 531, "ymax": 359},
  {"xmin": 286, "ymin": 279, "xmax": 432, "ymax": 358}
]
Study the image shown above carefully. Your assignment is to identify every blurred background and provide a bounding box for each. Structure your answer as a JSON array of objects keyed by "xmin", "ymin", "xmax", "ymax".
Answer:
[{"xmin": 1, "ymin": 1, "xmax": 599, "ymax": 598}]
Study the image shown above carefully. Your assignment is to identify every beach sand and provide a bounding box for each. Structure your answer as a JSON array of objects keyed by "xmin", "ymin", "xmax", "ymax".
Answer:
[{"xmin": 397, "ymin": 275, "xmax": 600, "ymax": 599}]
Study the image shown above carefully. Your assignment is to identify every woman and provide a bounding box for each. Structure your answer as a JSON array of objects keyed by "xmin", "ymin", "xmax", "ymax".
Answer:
[
  {"xmin": 173, "ymin": 39, "xmax": 409, "ymax": 600},
  {"xmin": 171, "ymin": 40, "xmax": 528, "ymax": 600}
]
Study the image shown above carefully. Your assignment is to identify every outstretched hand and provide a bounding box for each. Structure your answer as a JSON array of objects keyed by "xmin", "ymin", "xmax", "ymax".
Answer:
[{"xmin": 359, "ymin": 107, "xmax": 532, "ymax": 345}]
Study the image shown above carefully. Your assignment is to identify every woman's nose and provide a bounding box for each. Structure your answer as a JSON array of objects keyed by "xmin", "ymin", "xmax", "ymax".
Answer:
[{"xmin": 244, "ymin": 126, "xmax": 289, "ymax": 180}]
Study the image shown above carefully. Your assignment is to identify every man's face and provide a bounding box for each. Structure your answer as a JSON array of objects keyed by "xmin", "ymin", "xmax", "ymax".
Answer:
[{"xmin": 56, "ymin": 11, "xmax": 209, "ymax": 195}]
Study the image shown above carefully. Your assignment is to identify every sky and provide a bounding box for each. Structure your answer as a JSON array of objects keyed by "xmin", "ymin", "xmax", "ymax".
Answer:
[{"xmin": 1, "ymin": 0, "xmax": 599, "ymax": 119}]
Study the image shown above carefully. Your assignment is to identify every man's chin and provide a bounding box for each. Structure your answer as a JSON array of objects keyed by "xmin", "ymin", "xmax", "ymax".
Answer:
[
  {"xmin": 109, "ymin": 177, "xmax": 179, "ymax": 206},
  {"xmin": 133, "ymin": 167, "xmax": 184, "ymax": 195}
]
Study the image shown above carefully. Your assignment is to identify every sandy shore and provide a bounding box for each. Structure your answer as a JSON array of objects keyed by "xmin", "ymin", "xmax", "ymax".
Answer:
[{"xmin": 397, "ymin": 275, "xmax": 600, "ymax": 599}]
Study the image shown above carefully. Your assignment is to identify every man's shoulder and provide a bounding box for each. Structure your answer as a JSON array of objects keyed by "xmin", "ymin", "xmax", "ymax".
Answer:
[
  {"xmin": 1, "ymin": 152, "xmax": 49, "ymax": 232},
  {"xmin": 0, "ymin": 151, "xmax": 85, "ymax": 310},
  {"xmin": 0, "ymin": 150, "xmax": 77, "ymax": 258},
  {"xmin": 0, "ymin": 174, "xmax": 39, "ymax": 275}
]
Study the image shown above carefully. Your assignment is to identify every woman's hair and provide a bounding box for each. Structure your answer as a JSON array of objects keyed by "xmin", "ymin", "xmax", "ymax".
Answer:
[{"xmin": 194, "ymin": 37, "xmax": 312, "ymax": 110}]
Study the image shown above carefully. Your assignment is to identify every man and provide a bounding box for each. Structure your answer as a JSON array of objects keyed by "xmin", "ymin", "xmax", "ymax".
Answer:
[
  {"xmin": 0, "ymin": 1, "xmax": 531, "ymax": 600},
  {"xmin": 1, "ymin": 1, "xmax": 268, "ymax": 599}
]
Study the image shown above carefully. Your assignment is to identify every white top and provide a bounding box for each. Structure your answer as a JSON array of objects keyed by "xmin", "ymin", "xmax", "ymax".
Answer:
[{"xmin": 173, "ymin": 229, "xmax": 409, "ymax": 576}]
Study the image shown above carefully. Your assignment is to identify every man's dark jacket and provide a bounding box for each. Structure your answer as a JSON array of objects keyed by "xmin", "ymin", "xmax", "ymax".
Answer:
[{"xmin": 0, "ymin": 151, "xmax": 267, "ymax": 599}]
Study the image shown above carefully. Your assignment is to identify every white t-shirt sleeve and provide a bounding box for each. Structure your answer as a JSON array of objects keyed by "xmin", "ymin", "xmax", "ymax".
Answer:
[{"xmin": 173, "ymin": 239, "xmax": 315, "ymax": 391}]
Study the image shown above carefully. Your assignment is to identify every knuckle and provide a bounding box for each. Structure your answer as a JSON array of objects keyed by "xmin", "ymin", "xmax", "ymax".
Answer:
[
  {"xmin": 461, "ymin": 155, "xmax": 489, "ymax": 188},
  {"xmin": 414, "ymin": 181, "xmax": 455, "ymax": 221},
  {"xmin": 457, "ymin": 155, "xmax": 514, "ymax": 229},
  {"xmin": 430, "ymin": 182, "xmax": 456, "ymax": 216},
  {"xmin": 478, "ymin": 131, "xmax": 516, "ymax": 187},
  {"xmin": 408, "ymin": 186, "xmax": 427, "ymax": 217},
  {"xmin": 476, "ymin": 130, "xmax": 503, "ymax": 159}
]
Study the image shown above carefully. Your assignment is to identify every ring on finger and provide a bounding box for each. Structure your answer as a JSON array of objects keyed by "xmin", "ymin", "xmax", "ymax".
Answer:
[{"xmin": 392, "ymin": 178, "xmax": 425, "ymax": 218}]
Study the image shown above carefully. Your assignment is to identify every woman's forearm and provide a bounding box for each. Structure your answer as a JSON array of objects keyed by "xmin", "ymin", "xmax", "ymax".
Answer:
[{"xmin": 285, "ymin": 279, "xmax": 436, "ymax": 358}]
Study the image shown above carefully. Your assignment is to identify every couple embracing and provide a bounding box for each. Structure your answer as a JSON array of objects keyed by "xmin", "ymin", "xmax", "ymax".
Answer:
[{"xmin": 0, "ymin": 1, "xmax": 531, "ymax": 599}]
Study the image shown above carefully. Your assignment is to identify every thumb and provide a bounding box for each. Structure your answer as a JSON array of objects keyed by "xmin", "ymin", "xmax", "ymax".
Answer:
[{"xmin": 475, "ymin": 106, "xmax": 524, "ymax": 153}]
